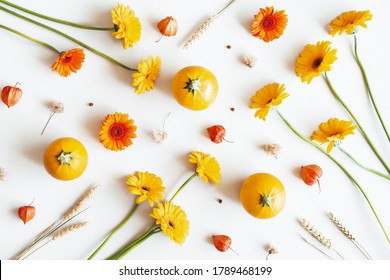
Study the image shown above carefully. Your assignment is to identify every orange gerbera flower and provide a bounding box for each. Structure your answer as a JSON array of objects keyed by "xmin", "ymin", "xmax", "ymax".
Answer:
[
  {"xmin": 251, "ymin": 6, "xmax": 288, "ymax": 42},
  {"xmin": 99, "ymin": 112, "xmax": 137, "ymax": 151},
  {"xmin": 52, "ymin": 48, "xmax": 85, "ymax": 77}
]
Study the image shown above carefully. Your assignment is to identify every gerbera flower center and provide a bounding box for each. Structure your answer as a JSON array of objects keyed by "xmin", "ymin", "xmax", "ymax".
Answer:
[
  {"xmin": 262, "ymin": 16, "xmax": 277, "ymax": 30},
  {"xmin": 141, "ymin": 186, "xmax": 150, "ymax": 192},
  {"xmin": 109, "ymin": 123, "xmax": 126, "ymax": 139},
  {"xmin": 169, "ymin": 220, "xmax": 175, "ymax": 228},
  {"xmin": 312, "ymin": 58, "xmax": 323, "ymax": 69}
]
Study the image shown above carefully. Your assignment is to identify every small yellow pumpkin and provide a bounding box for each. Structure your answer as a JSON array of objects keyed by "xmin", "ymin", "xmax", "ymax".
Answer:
[
  {"xmin": 240, "ymin": 173, "xmax": 286, "ymax": 219},
  {"xmin": 43, "ymin": 137, "xmax": 88, "ymax": 181}
]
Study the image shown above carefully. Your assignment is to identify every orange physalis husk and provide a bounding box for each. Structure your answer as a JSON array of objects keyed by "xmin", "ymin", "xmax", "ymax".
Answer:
[
  {"xmin": 156, "ymin": 16, "xmax": 178, "ymax": 42},
  {"xmin": 1, "ymin": 82, "xmax": 23, "ymax": 108},
  {"xmin": 301, "ymin": 164, "xmax": 323, "ymax": 193},
  {"xmin": 212, "ymin": 235, "xmax": 239, "ymax": 255},
  {"xmin": 207, "ymin": 125, "xmax": 233, "ymax": 144},
  {"xmin": 18, "ymin": 205, "xmax": 36, "ymax": 224}
]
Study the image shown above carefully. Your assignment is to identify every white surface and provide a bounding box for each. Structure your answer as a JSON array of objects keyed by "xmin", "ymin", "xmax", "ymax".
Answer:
[{"xmin": 0, "ymin": 0, "xmax": 389, "ymax": 260}]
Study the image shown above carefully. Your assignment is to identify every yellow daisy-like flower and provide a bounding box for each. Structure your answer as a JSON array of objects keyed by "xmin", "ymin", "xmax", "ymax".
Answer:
[
  {"xmin": 311, "ymin": 118, "xmax": 357, "ymax": 153},
  {"xmin": 251, "ymin": 6, "xmax": 288, "ymax": 42},
  {"xmin": 250, "ymin": 83, "xmax": 289, "ymax": 121},
  {"xmin": 126, "ymin": 171, "xmax": 165, "ymax": 207},
  {"xmin": 111, "ymin": 4, "xmax": 141, "ymax": 49},
  {"xmin": 150, "ymin": 202, "xmax": 189, "ymax": 245},
  {"xmin": 98, "ymin": 112, "xmax": 137, "ymax": 151},
  {"xmin": 189, "ymin": 151, "xmax": 221, "ymax": 184},
  {"xmin": 132, "ymin": 56, "xmax": 162, "ymax": 94},
  {"xmin": 329, "ymin": 10, "xmax": 373, "ymax": 36},
  {"xmin": 295, "ymin": 41, "xmax": 337, "ymax": 84}
]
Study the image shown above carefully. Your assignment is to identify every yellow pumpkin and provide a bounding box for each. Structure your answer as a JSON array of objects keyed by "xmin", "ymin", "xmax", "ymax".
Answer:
[
  {"xmin": 172, "ymin": 66, "xmax": 218, "ymax": 110},
  {"xmin": 43, "ymin": 137, "xmax": 88, "ymax": 181},
  {"xmin": 240, "ymin": 173, "xmax": 286, "ymax": 219}
]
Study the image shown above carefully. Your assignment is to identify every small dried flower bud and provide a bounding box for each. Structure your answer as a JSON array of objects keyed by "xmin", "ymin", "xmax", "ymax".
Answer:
[
  {"xmin": 18, "ymin": 205, "xmax": 36, "ymax": 224},
  {"xmin": 301, "ymin": 164, "xmax": 323, "ymax": 193},
  {"xmin": 0, "ymin": 167, "xmax": 7, "ymax": 182},
  {"xmin": 243, "ymin": 55, "xmax": 257, "ymax": 68},
  {"xmin": 264, "ymin": 144, "xmax": 282, "ymax": 158},
  {"xmin": 1, "ymin": 82, "xmax": 23, "ymax": 108},
  {"xmin": 49, "ymin": 102, "xmax": 64, "ymax": 113},
  {"xmin": 157, "ymin": 16, "xmax": 178, "ymax": 37}
]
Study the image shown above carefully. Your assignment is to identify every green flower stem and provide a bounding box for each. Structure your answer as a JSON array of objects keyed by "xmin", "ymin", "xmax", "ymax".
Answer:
[
  {"xmin": 87, "ymin": 203, "xmax": 140, "ymax": 260},
  {"xmin": 0, "ymin": 0, "xmax": 113, "ymax": 30},
  {"xmin": 339, "ymin": 146, "xmax": 390, "ymax": 180},
  {"xmin": 277, "ymin": 110, "xmax": 390, "ymax": 244},
  {"xmin": 0, "ymin": 24, "xmax": 59, "ymax": 53},
  {"xmin": 0, "ymin": 6, "xmax": 136, "ymax": 72},
  {"xmin": 169, "ymin": 173, "xmax": 197, "ymax": 202},
  {"xmin": 353, "ymin": 34, "xmax": 390, "ymax": 142},
  {"xmin": 107, "ymin": 224, "xmax": 162, "ymax": 260},
  {"xmin": 323, "ymin": 72, "xmax": 390, "ymax": 174}
]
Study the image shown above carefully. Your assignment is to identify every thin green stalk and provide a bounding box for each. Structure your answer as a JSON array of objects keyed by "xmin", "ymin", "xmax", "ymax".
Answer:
[
  {"xmin": 0, "ymin": 6, "xmax": 136, "ymax": 71},
  {"xmin": 0, "ymin": 24, "xmax": 59, "ymax": 53},
  {"xmin": 323, "ymin": 72, "xmax": 390, "ymax": 174},
  {"xmin": 88, "ymin": 203, "xmax": 139, "ymax": 260},
  {"xmin": 0, "ymin": 0, "xmax": 113, "ymax": 30},
  {"xmin": 277, "ymin": 110, "xmax": 389, "ymax": 244},
  {"xmin": 107, "ymin": 224, "xmax": 161, "ymax": 260},
  {"xmin": 353, "ymin": 34, "xmax": 390, "ymax": 142},
  {"xmin": 339, "ymin": 146, "xmax": 390, "ymax": 180},
  {"xmin": 169, "ymin": 173, "xmax": 197, "ymax": 202}
]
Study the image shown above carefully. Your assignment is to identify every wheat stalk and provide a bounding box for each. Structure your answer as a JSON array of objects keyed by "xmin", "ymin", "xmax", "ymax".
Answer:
[
  {"xmin": 53, "ymin": 222, "xmax": 87, "ymax": 240},
  {"xmin": 328, "ymin": 212, "xmax": 372, "ymax": 259},
  {"xmin": 299, "ymin": 218, "xmax": 344, "ymax": 259},
  {"xmin": 63, "ymin": 185, "xmax": 98, "ymax": 220},
  {"xmin": 183, "ymin": 0, "xmax": 238, "ymax": 49}
]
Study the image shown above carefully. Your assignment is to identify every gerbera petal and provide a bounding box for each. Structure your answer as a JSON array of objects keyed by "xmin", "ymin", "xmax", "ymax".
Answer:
[{"xmin": 188, "ymin": 151, "xmax": 221, "ymax": 185}]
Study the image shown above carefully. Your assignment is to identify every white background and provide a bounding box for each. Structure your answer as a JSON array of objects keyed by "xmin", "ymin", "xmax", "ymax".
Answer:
[{"xmin": 0, "ymin": 0, "xmax": 389, "ymax": 261}]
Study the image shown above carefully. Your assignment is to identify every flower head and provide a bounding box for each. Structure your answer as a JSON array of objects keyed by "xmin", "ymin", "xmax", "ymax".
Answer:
[
  {"xmin": 0, "ymin": 167, "xmax": 7, "ymax": 182},
  {"xmin": 132, "ymin": 56, "xmax": 161, "ymax": 94},
  {"xmin": 329, "ymin": 10, "xmax": 373, "ymax": 36},
  {"xmin": 150, "ymin": 202, "xmax": 189, "ymax": 245},
  {"xmin": 295, "ymin": 41, "xmax": 337, "ymax": 84},
  {"xmin": 52, "ymin": 48, "xmax": 85, "ymax": 77},
  {"xmin": 311, "ymin": 118, "xmax": 357, "ymax": 153},
  {"xmin": 251, "ymin": 6, "xmax": 288, "ymax": 42},
  {"xmin": 189, "ymin": 151, "xmax": 221, "ymax": 184},
  {"xmin": 111, "ymin": 4, "xmax": 141, "ymax": 49},
  {"xmin": 98, "ymin": 112, "xmax": 137, "ymax": 151},
  {"xmin": 49, "ymin": 102, "xmax": 64, "ymax": 113},
  {"xmin": 126, "ymin": 171, "xmax": 165, "ymax": 206},
  {"xmin": 250, "ymin": 83, "xmax": 289, "ymax": 121}
]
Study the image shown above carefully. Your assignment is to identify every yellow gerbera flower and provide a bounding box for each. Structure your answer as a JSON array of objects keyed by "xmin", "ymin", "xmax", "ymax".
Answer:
[
  {"xmin": 132, "ymin": 56, "xmax": 162, "ymax": 94},
  {"xmin": 98, "ymin": 112, "xmax": 137, "ymax": 151},
  {"xmin": 295, "ymin": 41, "xmax": 337, "ymax": 84},
  {"xmin": 150, "ymin": 202, "xmax": 189, "ymax": 245},
  {"xmin": 311, "ymin": 118, "xmax": 357, "ymax": 153},
  {"xmin": 250, "ymin": 83, "xmax": 289, "ymax": 121},
  {"xmin": 126, "ymin": 171, "xmax": 165, "ymax": 207},
  {"xmin": 111, "ymin": 4, "xmax": 141, "ymax": 49},
  {"xmin": 329, "ymin": 10, "xmax": 373, "ymax": 36},
  {"xmin": 251, "ymin": 6, "xmax": 288, "ymax": 42},
  {"xmin": 189, "ymin": 151, "xmax": 221, "ymax": 184}
]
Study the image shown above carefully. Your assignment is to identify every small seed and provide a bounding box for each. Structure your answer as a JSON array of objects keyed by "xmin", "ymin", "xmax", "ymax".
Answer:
[
  {"xmin": 88, "ymin": 102, "xmax": 94, "ymax": 107},
  {"xmin": 226, "ymin": 45, "xmax": 231, "ymax": 49}
]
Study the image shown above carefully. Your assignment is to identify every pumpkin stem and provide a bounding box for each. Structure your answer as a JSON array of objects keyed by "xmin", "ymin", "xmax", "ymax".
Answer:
[
  {"xmin": 56, "ymin": 151, "xmax": 73, "ymax": 165},
  {"xmin": 184, "ymin": 78, "xmax": 202, "ymax": 94},
  {"xmin": 260, "ymin": 194, "xmax": 273, "ymax": 207}
]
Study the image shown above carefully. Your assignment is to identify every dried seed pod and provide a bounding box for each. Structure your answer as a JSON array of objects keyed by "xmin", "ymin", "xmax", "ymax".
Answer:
[
  {"xmin": 212, "ymin": 235, "xmax": 239, "ymax": 255},
  {"xmin": 207, "ymin": 125, "xmax": 233, "ymax": 144},
  {"xmin": 156, "ymin": 16, "xmax": 178, "ymax": 42},
  {"xmin": 1, "ymin": 82, "xmax": 23, "ymax": 108},
  {"xmin": 301, "ymin": 164, "xmax": 323, "ymax": 193},
  {"xmin": 18, "ymin": 205, "xmax": 36, "ymax": 224}
]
